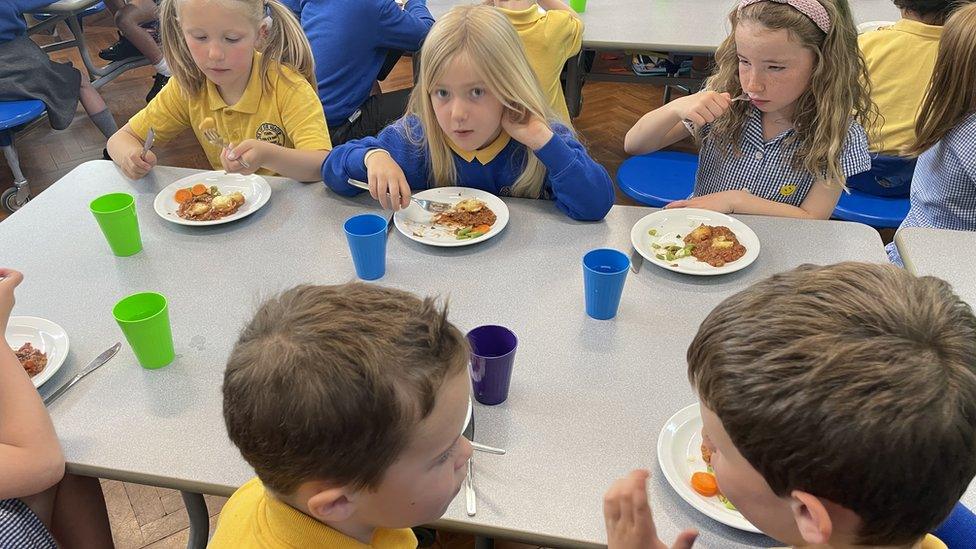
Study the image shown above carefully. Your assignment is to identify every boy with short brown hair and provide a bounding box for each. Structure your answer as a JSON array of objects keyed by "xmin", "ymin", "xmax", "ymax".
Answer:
[
  {"xmin": 211, "ymin": 282, "xmax": 474, "ymax": 548},
  {"xmin": 605, "ymin": 262, "xmax": 976, "ymax": 549}
]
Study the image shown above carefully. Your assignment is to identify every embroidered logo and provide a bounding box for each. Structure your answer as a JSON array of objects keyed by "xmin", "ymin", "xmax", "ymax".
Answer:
[
  {"xmin": 255, "ymin": 123, "xmax": 284, "ymax": 146},
  {"xmin": 779, "ymin": 184, "xmax": 798, "ymax": 197}
]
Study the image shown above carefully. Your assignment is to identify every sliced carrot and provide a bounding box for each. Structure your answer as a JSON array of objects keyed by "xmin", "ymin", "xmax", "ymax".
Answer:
[
  {"xmin": 191, "ymin": 183, "xmax": 208, "ymax": 196},
  {"xmin": 691, "ymin": 472, "xmax": 718, "ymax": 497},
  {"xmin": 473, "ymin": 224, "xmax": 491, "ymax": 233},
  {"xmin": 174, "ymin": 188, "xmax": 193, "ymax": 203}
]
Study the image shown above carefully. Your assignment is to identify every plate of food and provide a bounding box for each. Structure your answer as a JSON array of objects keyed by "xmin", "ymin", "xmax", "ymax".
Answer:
[
  {"xmin": 153, "ymin": 171, "xmax": 271, "ymax": 226},
  {"xmin": 630, "ymin": 208, "xmax": 759, "ymax": 275},
  {"xmin": 657, "ymin": 402, "xmax": 762, "ymax": 534},
  {"xmin": 393, "ymin": 187, "xmax": 509, "ymax": 247},
  {"xmin": 5, "ymin": 316, "xmax": 69, "ymax": 388}
]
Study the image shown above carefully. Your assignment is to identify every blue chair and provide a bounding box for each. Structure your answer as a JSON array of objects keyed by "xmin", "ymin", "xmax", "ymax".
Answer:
[
  {"xmin": 847, "ymin": 155, "xmax": 916, "ymax": 198},
  {"xmin": 0, "ymin": 100, "xmax": 47, "ymax": 212},
  {"xmin": 934, "ymin": 502, "xmax": 976, "ymax": 549},
  {"xmin": 616, "ymin": 151, "xmax": 697, "ymax": 207},
  {"xmin": 832, "ymin": 188, "xmax": 910, "ymax": 229},
  {"xmin": 30, "ymin": 1, "xmax": 106, "ymax": 30}
]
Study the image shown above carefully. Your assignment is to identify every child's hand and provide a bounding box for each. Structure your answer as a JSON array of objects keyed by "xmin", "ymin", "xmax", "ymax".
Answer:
[
  {"xmin": 670, "ymin": 91, "xmax": 733, "ymax": 131},
  {"xmin": 0, "ymin": 269, "xmax": 24, "ymax": 334},
  {"xmin": 501, "ymin": 106, "xmax": 554, "ymax": 151},
  {"xmin": 604, "ymin": 470, "xmax": 698, "ymax": 549},
  {"xmin": 118, "ymin": 147, "xmax": 157, "ymax": 180},
  {"xmin": 222, "ymin": 140, "xmax": 266, "ymax": 175},
  {"xmin": 666, "ymin": 189, "xmax": 747, "ymax": 214},
  {"xmin": 365, "ymin": 150, "xmax": 411, "ymax": 210}
]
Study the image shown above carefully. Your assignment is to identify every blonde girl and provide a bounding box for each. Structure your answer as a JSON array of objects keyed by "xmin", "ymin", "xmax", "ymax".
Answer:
[
  {"xmin": 624, "ymin": 0, "xmax": 876, "ymax": 219},
  {"xmin": 321, "ymin": 4, "xmax": 614, "ymax": 221},
  {"xmin": 889, "ymin": 3, "xmax": 976, "ymax": 265},
  {"xmin": 107, "ymin": 0, "xmax": 331, "ymax": 182}
]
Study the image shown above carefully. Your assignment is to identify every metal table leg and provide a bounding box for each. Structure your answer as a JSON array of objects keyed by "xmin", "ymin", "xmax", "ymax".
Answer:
[{"xmin": 181, "ymin": 491, "xmax": 210, "ymax": 549}]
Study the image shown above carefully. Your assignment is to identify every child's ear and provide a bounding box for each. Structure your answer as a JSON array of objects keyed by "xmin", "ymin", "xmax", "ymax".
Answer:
[
  {"xmin": 789, "ymin": 490, "xmax": 832, "ymax": 545},
  {"xmin": 305, "ymin": 485, "xmax": 357, "ymax": 523}
]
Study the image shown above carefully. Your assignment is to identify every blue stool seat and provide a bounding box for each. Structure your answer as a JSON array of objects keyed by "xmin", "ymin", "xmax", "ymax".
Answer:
[
  {"xmin": 617, "ymin": 151, "xmax": 697, "ymax": 207},
  {"xmin": 934, "ymin": 502, "xmax": 976, "ymax": 549},
  {"xmin": 832, "ymin": 188, "xmax": 910, "ymax": 228},
  {"xmin": 0, "ymin": 100, "xmax": 46, "ymax": 132},
  {"xmin": 31, "ymin": 1, "xmax": 106, "ymax": 20}
]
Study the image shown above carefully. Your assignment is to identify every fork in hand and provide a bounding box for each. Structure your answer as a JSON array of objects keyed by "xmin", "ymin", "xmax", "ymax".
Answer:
[
  {"xmin": 682, "ymin": 93, "xmax": 751, "ymax": 135},
  {"xmin": 346, "ymin": 179, "xmax": 454, "ymax": 212},
  {"xmin": 200, "ymin": 124, "xmax": 251, "ymax": 170}
]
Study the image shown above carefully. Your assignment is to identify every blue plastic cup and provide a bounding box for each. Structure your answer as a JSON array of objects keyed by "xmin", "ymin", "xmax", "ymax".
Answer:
[
  {"xmin": 344, "ymin": 213, "xmax": 388, "ymax": 280},
  {"xmin": 582, "ymin": 248, "xmax": 630, "ymax": 320}
]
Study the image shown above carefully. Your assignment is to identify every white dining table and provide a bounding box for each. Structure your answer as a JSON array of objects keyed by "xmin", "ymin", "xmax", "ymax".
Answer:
[{"xmin": 1, "ymin": 161, "xmax": 899, "ymax": 548}]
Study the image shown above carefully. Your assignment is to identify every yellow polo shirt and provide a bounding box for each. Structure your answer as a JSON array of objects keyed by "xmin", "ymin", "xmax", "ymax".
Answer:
[
  {"xmin": 859, "ymin": 19, "xmax": 943, "ymax": 155},
  {"xmin": 209, "ymin": 478, "xmax": 418, "ymax": 548},
  {"xmin": 497, "ymin": 6, "xmax": 582, "ymax": 124},
  {"xmin": 129, "ymin": 51, "xmax": 331, "ymax": 175}
]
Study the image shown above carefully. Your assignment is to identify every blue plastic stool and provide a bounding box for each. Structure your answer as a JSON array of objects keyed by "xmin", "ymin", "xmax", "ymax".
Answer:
[
  {"xmin": 616, "ymin": 151, "xmax": 698, "ymax": 207},
  {"xmin": 0, "ymin": 99, "xmax": 47, "ymax": 212},
  {"xmin": 31, "ymin": 1, "xmax": 106, "ymax": 26},
  {"xmin": 832, "ymin": 187, "xmax": 910, "ymax": 229},
  {"xmin": 934, "ymin": 502, "xmax": 976, "ymax": 549},
  {"xmin": 846, "ymin": 155, "xmax": 916, "ymax": 198}
]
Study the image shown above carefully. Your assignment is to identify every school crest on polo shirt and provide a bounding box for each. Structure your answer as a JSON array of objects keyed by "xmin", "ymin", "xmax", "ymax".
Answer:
[{"xmin": 255, "ymin": 123, "xmax": 284, "ymax": 146}]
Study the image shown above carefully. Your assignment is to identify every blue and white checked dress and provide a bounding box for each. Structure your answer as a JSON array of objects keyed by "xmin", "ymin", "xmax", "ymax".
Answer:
[
  {"xmin": 887, "ymin": 112, "xmax": 976, "ymax": 265},
  {"xmin": 0, "ymin": 499, "xmax": 57, "ymax": 548},
  {"xmin": 695, "ymin": 107, "xmax": 871, "ymax": 206}
]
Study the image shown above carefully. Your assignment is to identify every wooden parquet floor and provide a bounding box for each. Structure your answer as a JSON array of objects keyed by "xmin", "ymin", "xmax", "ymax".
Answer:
[{"xmin": 1, "ymin": 12, "xmax": 674, "ymax": 548}]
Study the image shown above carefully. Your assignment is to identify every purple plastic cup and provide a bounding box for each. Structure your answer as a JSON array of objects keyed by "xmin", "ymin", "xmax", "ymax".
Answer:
[{"xmin": 467, "ymin": 325, "xmax": 518, "ymax": 405}]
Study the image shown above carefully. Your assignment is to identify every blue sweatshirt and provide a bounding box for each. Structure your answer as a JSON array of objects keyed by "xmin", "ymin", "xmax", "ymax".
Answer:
[
  {"xmin": 1, "ymin": 0, "xmax": 53, "ymax": 44},
  {"xmin": 322, "ymin": 115, "xmax": 615, "ymax": 221},
  {"xmin": 296, "ymin": 0, "xmax": 434, "ymax": 127}
]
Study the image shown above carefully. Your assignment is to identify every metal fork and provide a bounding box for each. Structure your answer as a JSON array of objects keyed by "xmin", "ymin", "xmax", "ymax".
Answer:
[
  {"xmin": 346, "ymin": 179, "xmax": 453, "ymax": 212},
  {"xmin": 202, "ymin": 127, "xmax": 251, "ymax": 169},
  {"xmin": 682, "ymin": 93, "xmax": 751, "ymax": 134}
]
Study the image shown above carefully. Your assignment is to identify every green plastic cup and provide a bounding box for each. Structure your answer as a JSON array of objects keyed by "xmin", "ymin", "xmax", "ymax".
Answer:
[
  {"xmin": 113, "ymin": 292, "xmax": 175, "ymax": 369},
  {"xmin": 90, "ymin": 193, "xmax": 142, "ymax": 256},
  {"xmin": 569, "ymin": 0, "xmax": 586, "ymax": 12}
]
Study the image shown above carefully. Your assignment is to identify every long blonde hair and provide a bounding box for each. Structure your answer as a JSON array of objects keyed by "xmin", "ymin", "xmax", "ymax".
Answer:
[
  {"xmin": 159, "ymin": 0, "xmax": 315, "ymax": 98},
  {"xmin": 905, "ymin": 3, "xmax": 976, "ymax": 157},
  {"xmin": 405, "ymin": 5, "xmax": 561, "ymax": 198},
  {"xmin": 705, "ymin": 0, "xmax": 877, "ymax": 184}
]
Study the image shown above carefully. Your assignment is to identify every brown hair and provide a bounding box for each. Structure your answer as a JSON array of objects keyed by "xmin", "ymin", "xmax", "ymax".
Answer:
[
  {"xmin": 687, "ymin": 262, "xmax": 976, "ymax": 545},
  {"xmin": 904, "ymin": 2, "xmax": 976, "ymax": 157},
  {"xmin": 705, "ymin": 0, "xmax": 877, "ymax": 185},
  {"xmin": 159, "ymin": 0, "xmax": 315, "ymax": 98},
  {"xmin": 223, "ymin": 283, "xmax": 469, "ymax": 495}
]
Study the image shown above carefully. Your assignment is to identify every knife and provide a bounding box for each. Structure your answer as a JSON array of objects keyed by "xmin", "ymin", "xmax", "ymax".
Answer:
[
  {"xmin": 465, "ymin": 459, "xmax": 476, "ymax": 516},
  {"xmin": 43, "ymin": 342, "xmax": 122, "ymax": 406},
  {"xmin": 630, "ymin": 247, "xmax": 643, "ymax": 274},
  {"xmin": 141, "ymin": 128, "xmax": 155, "ymax": 160}
]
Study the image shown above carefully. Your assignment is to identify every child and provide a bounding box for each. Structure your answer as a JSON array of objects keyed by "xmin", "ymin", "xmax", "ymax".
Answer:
[
  {"xmin": 321, "ymin": 5, "xmax": 615, "ymax": 222},
  {"xmin": 0, "ymin": 269, "xmax": 114, "ymax": 549},
  {"xmin": 604, "ymin": 262, "xmax": 976, "ymax": 549},
  {"xmin": 486, "ymin": 0, "xmax": 584, "ymax": 124},
  {"xmin": 0, "ymin": 2, "xmax": 118, "ymax": 139},
  {"xmin": 858, "ymin": 1, "xmax": 969, "ymax": 156},
  {"xmin": 888, "ymin": 3, "xmax": 976, "ymax": 265},
  {"xmin": 624, "ymin": 0, "xmax": 875, "ymax": 220},
  {"xmin": 101, "ymin": 0, "xmax": 171, "ymax": 102},
  {"xmin": 294, "ymin": 0, "xmax": 434, "ymax": 145},
  {"xmin": 210, "ymin": 282, "xmax": 473, "ymax": 547},
  {"xmin": 106, "ymin": 0, "xmax": 331, "ymax": 182}
]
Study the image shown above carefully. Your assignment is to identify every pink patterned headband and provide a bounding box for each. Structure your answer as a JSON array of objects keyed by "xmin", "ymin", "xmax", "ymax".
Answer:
[{"xmin": 738, "ymin": 0, "xmax": 832, "ymax": 33}]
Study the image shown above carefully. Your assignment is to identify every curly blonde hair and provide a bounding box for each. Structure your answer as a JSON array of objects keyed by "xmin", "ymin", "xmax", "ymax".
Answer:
[
  {"xmin": 704, "ymin": 0, "xmax": 877, "ymax": 184},
  {"xmin": 405, "ymin": 4, "xmax": 562, "ymax": 198}
]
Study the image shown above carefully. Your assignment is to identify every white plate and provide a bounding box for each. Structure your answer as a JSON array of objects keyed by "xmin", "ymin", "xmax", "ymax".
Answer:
[
  {"xmin": 153, "ymin": 171, "xmax": 272, "ymax": 226},
  {"xmin": 630, "ymin": 208, "xmax": 760, "ymax": 276},
  {"xmin": 657, "ymin": 403, "xmax": 762, "ymax": 534},
  {"xmin": 394, "ymin": 187, "xmax": 509, "ymax": 247},
  {"xmin": 5, "ymin": 316, "xmax": 70, "ymax": 388}
]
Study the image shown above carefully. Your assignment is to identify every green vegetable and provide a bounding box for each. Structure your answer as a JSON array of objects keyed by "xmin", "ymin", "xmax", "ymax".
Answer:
[
  {"xmin": 718, "ymin": 494, "xmax": 737, "ymax": 511},
  {"xmin": 457, "ymin": 226, "xmax": 473, "ymax": 237},
  {"xmin": 209, "ymin": 185, "xmax": 220, "ymax": 196},
  {"xmin": 651, "ymin": 243, "xmax": 661, "ymax": 250},
  {"xmin": 648, "ymin": 229, "xmax": 657, "ymax": 236},
  {"xmin": 655, "ymin": 253, "xmax": 666, "ymax": 260},
  {"xmin": 467, "ymin": 231, "xmax": 485, "ymax": 238}
]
